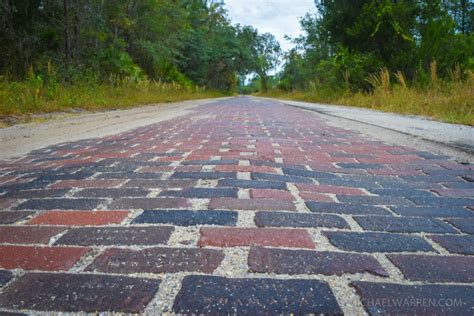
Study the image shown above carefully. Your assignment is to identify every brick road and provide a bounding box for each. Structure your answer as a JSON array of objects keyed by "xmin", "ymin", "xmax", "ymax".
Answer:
[{"xmin": 0, "ymin": 97, "xmax": 473, "ymax": 314}]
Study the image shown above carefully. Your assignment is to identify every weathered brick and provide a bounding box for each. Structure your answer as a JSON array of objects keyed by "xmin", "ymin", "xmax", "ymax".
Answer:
[
  {"xmin": 28, "ymin": 210, "xmax": 129, "ymax": 226},
  {"xmin": 306, "ymin": 201, "xmax": 391, "ymax": 215},
  {"xmin": 182, "ymin": 159, "xmax": 239, "ymax": 165},
  {"xmin": 0, "ymin": 245, "xmax": 88, "ymax": 271},
  {"xmin": 171, "ymin": 172, "xmax": 236, "ymax": 179},
  {"xmin": 218, "ymin": 179, "xmax": 287, "ymax": 190},
  {"xmin": 215, "ymin": 165, "xmax": 277, "ymax": 173},
  {"xmin": 50, "ymin": 179, "xmax": 124, "ymax": 189},
  {"xmin": 0, "ymin": 198, "xmax": 16, "ymax": 210},
  {"xmin": 428, "ymin": 235, "xmax": 474, "ymax": 255},
  {"xmin": 0, "ymin": 226, "xmax": 65, "ymax": 244},
  {"xmin": 0, "ymin": 273, "xmax": 160, "ymax": 313},
  {"xmin": 209, "ymin": 198, "xmax": 296, "ymax": 211},
  {"xmin": 198, "ymin": 227, "xmax": 315, "ymax": 248},
  {"xmin": 407, "ymin": 196, "xmax": 474, "ymax": 207},
  {"xmin": 87, "ymin": 247, "xmax": 223, "ymax": 274},
  {"xmin": 354, "ymin": 216, "xmax": 457, "ymax": 233},
  {"xmin": 97, "ymin": 172, "xmax": 163, "ymax": 179},
  {"xmin": 251, "ymin": 172, "xmax": 314, "ymax": 183},
  {"xmin": 133, "ymin": 210, "xmax": 237, "ymax": 226},
  {"xmin": 108, "ymin": 198, "xmax": 191, "ymax": 209},
  {"xmin": 299, "ymin": 191, "xmax": 335, "ymax": 202},
  {"xmin": 389, "ymin": 206, "xmax": 474, "ymax": 217},
  {"xmin": 250, "ymin": 189, "xmax": 294, "ymax": 201},
  {"xmin": 444, "ymin": 218, "xmax": 474, "ymax": 234},
  {"xmin": 159, "ymin": 188, "xmax": 238, "ymax": 198},
  {"xmin": 368, "ymin": 188, "xmax": 437, "ymax": 197},
  {"xmin": 337, "ymin": 195, "xmax": 412, "ymax": 206},
  {"xmin": 282, "ymin": 167, "xmax": 338, "ymax": 179},
  {"xmin": 0, "ymin": 270, "xmax": 13, "ymax": 287},
  {"xmin": 255, "ymin": 211, "xmax": 348, "ymax": 228},
  {"xmin": 433, "ymin": 188, "xmax": 474, "ymax": 198},
  {"xmin": 3, "ymin": 189, "xmax": 69, "ymax": 198},
  {"xmin": 173, "ymin": 275, "xmax": 342, "ymax": 314},
  {"xmin": 352, "ymin": 281, "xmax": 474, "ymax": 315},
  {"xmin": 249, "ymin": 246, "xmax": 388, "ymax": 276},
  {"xmin": 56, "ymin": 226, "xmax": 173, "ymax": 246},
  {"xmin": 297, "ymin": 183, "xmax": 366, "ymax": 195},
  {"xmin": 387, "ymin": 254, "xmax": 474, "ymax": 282},
  {"xmin": 338, "ymin": 163, "xmax": 387, "ymax": 169},
  {"xmin": 123, "ymin": 179, "xmax": 197, "ymax": 188},
  {"xmin": 0, "ymin": 211, "xmax": 34, "ymax": 224},
  {"xmin": 73, "ymin": 188, "xmax": 149, "ymax": 198},
  {"xmin": 15, "ymin": 198, "xmax": 106, "ymax": 210},
  {"xmin": 323, "ymin": 231, "xmax": 434, "ymax": 252}
]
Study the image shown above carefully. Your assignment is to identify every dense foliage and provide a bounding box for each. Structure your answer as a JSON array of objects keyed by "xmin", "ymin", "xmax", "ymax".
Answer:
[
  {"xmin": 278, "ymin": 0, "xmax": 473, "ymax": 92},
  {"xmin": 0, "ymin": 0, "xmax": 280, "ymax": 91}
]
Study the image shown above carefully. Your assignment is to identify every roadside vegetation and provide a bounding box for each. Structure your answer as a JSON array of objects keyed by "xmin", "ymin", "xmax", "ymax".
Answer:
[
  {"xmin": 0, "ymin": 1, "xmax": 280, "ymax": 123},
  {"xmin": 256, "ymin": 0, "xmax": 473, "ymax": 125}
]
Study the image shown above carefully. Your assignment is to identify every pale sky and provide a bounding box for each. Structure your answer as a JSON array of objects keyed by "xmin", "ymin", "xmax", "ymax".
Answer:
[{"xmin": 224, "ymin": 0, "xmax": 316, "ymax": 52}]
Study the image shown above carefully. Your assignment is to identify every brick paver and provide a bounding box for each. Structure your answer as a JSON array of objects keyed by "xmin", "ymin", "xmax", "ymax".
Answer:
[{"xmin": 0, "ymin": 97, "xmax": 472, "ymax": 314}]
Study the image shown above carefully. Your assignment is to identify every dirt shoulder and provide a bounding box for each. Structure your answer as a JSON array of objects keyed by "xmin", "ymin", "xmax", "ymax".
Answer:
[{"xmin": 0, "ymin": 98, "xmax": 226, "ymax": 160}]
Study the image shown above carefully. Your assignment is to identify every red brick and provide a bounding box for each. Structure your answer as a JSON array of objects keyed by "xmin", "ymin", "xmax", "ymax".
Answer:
[
  {"xmin": 0, "ymin": 245, "xmax": 89, "ymax": 271},
  {"xmin": 215, "ymin": 165, "xmax": 278, "ymax": 173},
  {"xmin": 298, "ymin": 192, "xmax": 334, "ymax": 202},
  {"xmin": 297, "ymin": 183, "xmax": 366, "ymax": 196},
  {"xmin": 0, "ymin": 226, "xmax": 65, "ymax": 244},
  {"xmin": 139, "ymin": 166, "xmax": 175, "ymax": 173},
  {"xmin": 209, "ymin": 198, "xmax": 296, "ymax": 211},
  {"xmin": 198, "ymin": 228, "xmax": 315, "ymax": 248},
  {"xmin": 50, "ymin": 179, "xmax": 124, "ymax": 189},
  {"xmin": 432, "ymin": 189, "xmax": 474, "ymax": 198},
  {"xmin": 27, "ymin": 210, "xmax": 129, "ymax": 226},
  {"xmin": 250, "ymin": 189, "xmax": 294, "ymax": 201},
  {"xmin": 0, "ymin": 198, "xmax": 16, "ymax": 210}
]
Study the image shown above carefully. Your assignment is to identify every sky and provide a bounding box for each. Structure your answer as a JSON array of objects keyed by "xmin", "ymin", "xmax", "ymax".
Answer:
[{"xmin": 224, "ymin": 0, "xmax": 316, "ymax": 52}]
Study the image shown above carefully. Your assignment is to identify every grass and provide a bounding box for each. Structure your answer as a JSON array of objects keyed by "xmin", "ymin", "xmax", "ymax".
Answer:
[
  {"xmin": 259, "ymin": 69, "xmax": 474, "ymax": 126},
  {"xmin": 0, "ymin": 78, "xmax": 227, "ymax": 126}
]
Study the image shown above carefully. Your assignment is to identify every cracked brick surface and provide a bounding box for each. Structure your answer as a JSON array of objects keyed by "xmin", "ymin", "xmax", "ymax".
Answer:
[{"xmin": 0, "ymin": 97, "xmax": 473, "ymax": 314}]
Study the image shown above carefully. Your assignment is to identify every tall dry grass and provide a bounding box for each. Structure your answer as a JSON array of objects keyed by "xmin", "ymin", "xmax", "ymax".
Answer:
[
  {"xmin": 261, "ymin": 67, "xmax": 474, "ymax": 126},
  {"xmin": 0, "ymin": 76, "xmax": 225, "ymax": 124}
]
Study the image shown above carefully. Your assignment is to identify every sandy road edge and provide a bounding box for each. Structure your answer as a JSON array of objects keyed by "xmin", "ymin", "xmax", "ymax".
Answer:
[
  {"xmin": 0, "ymin": 97, "xmax": 231, "ymax": 160},
  {"xmin": 255, "ymin": 96, "xmax": 474, "ymax": 164}
]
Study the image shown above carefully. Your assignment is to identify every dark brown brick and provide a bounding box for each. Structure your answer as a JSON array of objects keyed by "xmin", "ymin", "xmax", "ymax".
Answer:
[
  {"xmin": 352, "ymin": 281, "xmax": 474, "ymax": 314},
  {"xmin": 108, "ymin": 198, "xmax": 191, "ymax": 209},
  {"xmin": 0, "ymin": 273, "xmax": 160, "ymax": 313},
  {"xmin": 0, "ymin": 226, "xmax": 65, "ymax": 244},
  {"xmin": 323, "ymin": 231, "xmax": 434, "ymax": 253},
  {"xmin": 255, "ymin": 211, "xmax": 348, "ymax": 228},
  {"xmin": 306, "ymin": 201, "xmax": 391, "ymax": 215},
  {"xmin": 388, "ymin": 254, "xmax": 474, "ymax": 282},
  {"xmin": 249, "ymin": 246, "xmax": 388, "ymax": 276},
  {"xmin": 123, "ymin": 179, "xmax": 197, "ymax": 188},
  {"xmin": 0, "ymin": 270, "xmax": 13, "ymax": 287},
  {"xmin": 173, "ymin": 275, "xmax": 342, "ymax": 314},
  {"xmin": 354, "ymin": 216, "xmax": 457, "ymax": 233},
  {"xmin": 0, "ymin": 211, "xmax": 34, "ymax": 224},
  {"xmin": 73, "ymin": 188, "xmax": 149, "ymax": 198},
  {"xmin": 444, "ymin": 218, "xmax": 474, "ymax": 234},
  {"xmin": 56, "ymin": 226, "xmax": 174, "ymax": 246},
  {"xmin": 87, "ymin": 247, "xmax": 223, "ymax": 274},
  {"xmin": 428, "ymin": 235, "xmax": 474, "ymax": 254},
  {"xmin": 15, "ymin": 198, "xmax": 106, "ymax": 210}
]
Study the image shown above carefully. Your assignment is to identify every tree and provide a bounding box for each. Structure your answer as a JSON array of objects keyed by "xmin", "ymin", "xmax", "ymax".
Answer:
[{"xmin": 254, "ymin": 33, "xmax": 281, "ymax": 92}]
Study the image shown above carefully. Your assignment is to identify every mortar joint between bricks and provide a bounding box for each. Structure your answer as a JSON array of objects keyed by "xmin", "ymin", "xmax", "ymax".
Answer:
[
  {"xmin": 144, "ymin": 273, "xmax": 186, "ymax": 313},
  {"xmin": 373, "ymin": 253, "xmax": 405, "ymax": 281},
  {"xmin": 287, "ymin": 183, "xmax": 311, "ymax": 213}
]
